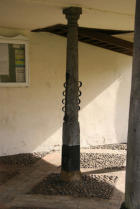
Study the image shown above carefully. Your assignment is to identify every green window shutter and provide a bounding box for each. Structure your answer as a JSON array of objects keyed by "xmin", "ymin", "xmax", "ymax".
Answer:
[{"xmin": 8, "ymin": 44, "xmax": 16, "ymax": 82}]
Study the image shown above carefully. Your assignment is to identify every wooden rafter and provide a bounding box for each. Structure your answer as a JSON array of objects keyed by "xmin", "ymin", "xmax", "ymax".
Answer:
[{"xmin": 32, "ymin": 24, "xmax": 133, "ymax": 56}]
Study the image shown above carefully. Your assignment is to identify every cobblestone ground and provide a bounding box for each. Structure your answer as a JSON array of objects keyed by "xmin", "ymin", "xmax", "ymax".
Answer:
[{"xmin": 0, "ymin": 144, "xmax": 126, "ymax": 209}]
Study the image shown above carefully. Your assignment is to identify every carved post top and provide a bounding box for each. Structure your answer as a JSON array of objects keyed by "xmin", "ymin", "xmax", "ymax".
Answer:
[{"xmin": 63, "ymin": 7, "xmax": 82, "ymax": 24}]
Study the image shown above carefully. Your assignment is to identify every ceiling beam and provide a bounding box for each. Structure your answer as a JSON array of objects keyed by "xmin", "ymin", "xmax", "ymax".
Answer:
[
  {"xmin": 32, "ymin": 24, "xmax": 133, "ymax": 56},
  {"xmin": 78, "ymin": 29, "xmax": 133, "ymax": 54}
]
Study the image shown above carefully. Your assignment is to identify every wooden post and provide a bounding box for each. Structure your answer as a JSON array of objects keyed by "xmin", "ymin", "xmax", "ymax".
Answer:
[
  {"xmin": 121, "ymin": 1, "xmax": 140, "ymax": 208},
  {"xmin": 61, "ymin": 7, "xmax": 82, "ymax": 181}
]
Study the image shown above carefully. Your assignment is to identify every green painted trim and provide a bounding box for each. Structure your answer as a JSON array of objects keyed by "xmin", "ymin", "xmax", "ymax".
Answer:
[{"xmin": 8, "ymin": 44, "xmax": 16, "ymax": 82}]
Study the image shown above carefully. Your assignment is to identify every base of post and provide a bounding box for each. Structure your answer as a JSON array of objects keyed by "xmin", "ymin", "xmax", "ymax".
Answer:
[
  {"xmin": 61, "ymin": 145, "xmax": 80, "ymax": 171},
  {"xmin": 60, "ymin": 170, "xmax": 82, "ymax": 182},
  {"xmin": 120, "ymin": 202, "xmax": 128, "ymax": 209}
]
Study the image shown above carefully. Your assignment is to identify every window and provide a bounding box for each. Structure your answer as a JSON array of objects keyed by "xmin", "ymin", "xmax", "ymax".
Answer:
[{"xmin": 0, "ymin": 35, "xmax": 29, "ymax": 87}]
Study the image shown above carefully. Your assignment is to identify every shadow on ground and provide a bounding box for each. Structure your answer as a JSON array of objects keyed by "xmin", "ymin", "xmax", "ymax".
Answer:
[{"xmin": 0, "ymin": 152, "xmax": 125, "ymax": 209}]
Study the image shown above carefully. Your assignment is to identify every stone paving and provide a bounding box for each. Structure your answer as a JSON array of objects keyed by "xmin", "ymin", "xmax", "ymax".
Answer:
[{"xmin": 0, "ymin": 147, "xmax": 126, "ymax": 209}]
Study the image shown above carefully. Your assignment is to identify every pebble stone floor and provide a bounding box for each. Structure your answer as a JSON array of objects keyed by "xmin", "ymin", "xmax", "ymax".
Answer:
[
  {"xmin": 30, "ymin": 173, "xmax": 118, "ymax": 199},
  {"xmin": 0, "ymin": 143, "xmax": 126, "ymax": 209}
]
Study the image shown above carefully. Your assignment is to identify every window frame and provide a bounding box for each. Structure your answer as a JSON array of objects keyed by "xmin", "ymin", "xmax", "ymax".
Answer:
[{"xmin": 0, "ymin": 35, "xmax": 29, "ymax": 87}]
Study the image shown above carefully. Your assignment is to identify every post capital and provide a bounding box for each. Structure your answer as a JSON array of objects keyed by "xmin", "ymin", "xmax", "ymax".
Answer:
[{"xmin": 63, "ymin": 7, "xmax": 82, "ymax": 23}]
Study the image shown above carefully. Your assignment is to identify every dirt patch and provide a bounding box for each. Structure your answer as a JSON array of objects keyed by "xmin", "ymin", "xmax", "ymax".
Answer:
[
  {"xmin": 0, "ymin": 170, "xmax": 19, "ymax": 185},
  {"xmin": 11, "ymin": 208, "xmax": 48, "ymax": 209}
]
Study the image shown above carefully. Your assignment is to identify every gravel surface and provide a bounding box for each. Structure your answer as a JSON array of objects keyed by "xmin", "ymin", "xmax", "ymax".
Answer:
[
  {"xmin": 90, "ymin": 143, "xmax": 127, "ymax": 150},
  {"xmin": 0, "ymin": 143, "xmax": 126, "ymax": 167},
  {"xmin": 30, "ymin": 173, "xmax": 118, "ymax": 199},
  {"xmin": 80, "ymin": 153, "xmax": 126, "ymax": 169},
  {"xmin": 0, "ymin": 152, "xmax": 48, "ymax": 167}
]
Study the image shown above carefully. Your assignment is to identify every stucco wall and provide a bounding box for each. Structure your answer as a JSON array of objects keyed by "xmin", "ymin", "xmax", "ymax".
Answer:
[{"xmin": 0, "ymin": 28, "xmax": 132, "ymax": 156}]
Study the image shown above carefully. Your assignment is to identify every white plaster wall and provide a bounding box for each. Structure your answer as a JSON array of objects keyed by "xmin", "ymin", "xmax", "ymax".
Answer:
[
  {"xmin": 0, "ymin": 0, "xmax": 135, "ymax": 30},
  {"xmin": 0, "ymin": 28, "xmax": 132, "ymax": 156}
]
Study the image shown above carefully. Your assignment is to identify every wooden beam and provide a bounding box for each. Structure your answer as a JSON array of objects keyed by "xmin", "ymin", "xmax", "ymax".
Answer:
[
  {"xmin": 78, "ymin": 29, "xmax": 133, "ymax": 53},
  {"xmin": 32, "ymin": 24, "xmax": 133, "ymax": 56}
]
